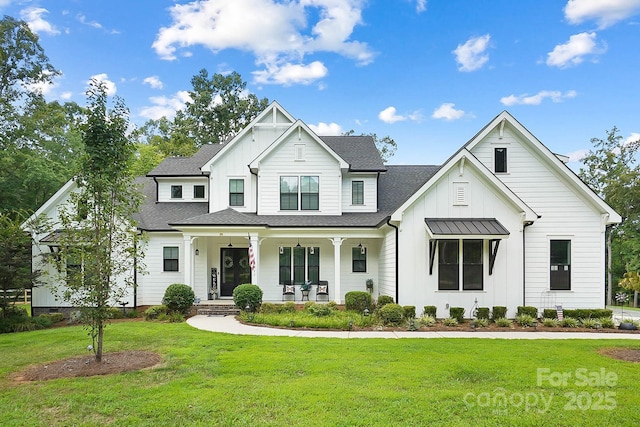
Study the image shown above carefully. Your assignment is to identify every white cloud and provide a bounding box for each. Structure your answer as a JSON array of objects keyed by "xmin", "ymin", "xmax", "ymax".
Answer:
[
  {"xmin": 60, "ymin": 91, "xmax": 73, "ymax": 100},
  {"xmin": 152, "ymin": 0, "xmax": 374, "ymax": 86},
  {"xmin": 567, "ymin": 148, "xmax": 589, "ymax": 162},
  {"xmin": 139, "ymin": 91, "xmax": 192, "ymax": 120},
  {"xmin": 309, "ymin": 122, "xmax": 343, "ymax": 135},
  {"xmin": 20, "ymin": 7, "xmax": 59, "ymax": 35},
  {"xmin": 143, "ymin": 76, "xmax": 164, "ymax": 89},
  {"xmin": 379, "ymin": 106, "xmax": 406, "ymax": 124},
  {"xmin": 452, "ymin": 34, "xmax": 491, "ymax": 72},
  {"xmin": 87, "ymin": 73, "xmax": 117, "ymax": 96},
  {"xmin": 416, "ymin": 0, "xmax": 427, "ymax": 13},
  {"xmin": 564, "ymin": 0, "xmax": 640, "ymax": 28},
  {"xmin": 500, "ymin": 90, "xmax": 577, "ymax": 106},
  {"xmin": 253, "ymin": 61, "xmax": 328, "ymax": 85},
  {"xmin": 546, "ymin": 32, "xmax": 606, "ymax": 68},
  {"xmin": 625, "ymin": 132, "xmax": 640, "ymax": 145},
  {"xmin": 431, "ymin": 103, "xmax": 466, "ymax": 121},
  {"xmin": 77, "ymin": 13, "xmax": 102, "ymax": 29}
]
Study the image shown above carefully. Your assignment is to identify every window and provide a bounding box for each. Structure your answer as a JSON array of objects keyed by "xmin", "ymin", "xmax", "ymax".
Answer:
[
  {"xmin": 163, "ymin": 246, "xmax": 179, "ymax": 272},
  {"xmin": 438, "ymin": 240, "xmax": 484, "ymax": 291},
  {"xmin": 171, "ymin": 185, "xmax": 182, "ymax": 199},
  {"xmin": 280, "ymin": 176, "xmax": 298, "ymax": 210},
  {"xmin": 279, "ymin": 246, "xmax": 319, "ymax": 283},
  {"xmin": 279, "ymin": 247, "xmax": 291, "ymax": 284},
  {"xmin": 229, "ymin": 179, "xmax": 244, "ymax": 206},
  {"xmin": 308, "ymin": 247, "xmax": 320, "ymax": 284},
  {"xmin": 352, "ymin": 181, "xmax": 364, "ymax": 205},
  {"xmin": 495, "ymin": 148, "xmax": 507, "ymax": 173},
  {"xmin": 352, "ymin": 247, "xmax": 367, "ymax": 272},
  {"xmin": 293, "ymin": 246, "xmax": 306, "ymax": 284},
  {"xmin": 194, "ymin": 185, "xmax": 205, "ymax": 199},
  {"xmin": 280, "ymin": 176, "xmax": 319, "ymax": 211},
  {"xmin": 66, "ymin": 252, "xmax": 83, "ymax": 284},
  {"xmin": 301, "ymin": 176, "xmax": 319, "ymax": 210},
  {"xmin": 550, "ymin": 240, "xmax": 571, "ymax": 290}
]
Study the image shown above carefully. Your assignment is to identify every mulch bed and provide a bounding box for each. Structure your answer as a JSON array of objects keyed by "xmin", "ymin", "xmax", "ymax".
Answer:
[{"xmin": 599, "ymin": 348, "xmax": 640, "ymax": 363}]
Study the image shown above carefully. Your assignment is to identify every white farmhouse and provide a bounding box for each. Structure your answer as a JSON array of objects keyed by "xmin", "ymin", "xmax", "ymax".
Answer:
[{"xmin": 30, "ymin": 102, "xmax": 621, "ymax": 318}]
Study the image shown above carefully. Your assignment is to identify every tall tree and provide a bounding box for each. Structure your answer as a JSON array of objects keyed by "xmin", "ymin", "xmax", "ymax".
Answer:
[
  {"xmin": 579, "ymin": 127, "xmax": 640, "ymax": 305},
  {"xmin": 344, "ymin": 130, "xmax": 397, "ymax": 163},
  {"xmin": 52, "ymin": 80, "xmax": 142, "ymax": 362}
]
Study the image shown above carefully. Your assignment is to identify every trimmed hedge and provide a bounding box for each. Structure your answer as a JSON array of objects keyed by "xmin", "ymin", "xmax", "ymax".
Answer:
[
  {"xmin": 449, "ymin": 307, "xmax": 465, "ymax": 323},
  {"xmin": 377, "ymin": 295, "xmax": 394, "ymax": 309},
  {"xmin": 233, "ymin": 284, "xmax": 263, "ymax": 312},
  {"xmin": 543, "ymin": 309, "xmax": 557, "ymax": 319},
  {"xmin": 163, "ymin": 283, "xmax": 196, "ymax": 314},
  {"xmin": 517, "ymin": 306, "xmax": 538, "ymax": 318},
  {"xmin": 423, "ymin": 305, "xmax": 437, "ymax": 318},
  {"xmin": 564, "ymin": 309, "xmax": 613, "ymax": 319},
  {"xmin": 476, "ymin": 307, "xmax": 490, "ymax": 320},
  {"xmin": 403, "ymin": 305, "xmax": 416, "ymax": 320},
  {"xmin": 379, "ymin": 303, "xmax": 404, "ymax": 325},
  {"xmin": 492, "ymin": 306, "xmax": 507, "ymax": 320},
  {"xmin": 345, "ymin": 291, "xmax": 372, "ymax": 312}
]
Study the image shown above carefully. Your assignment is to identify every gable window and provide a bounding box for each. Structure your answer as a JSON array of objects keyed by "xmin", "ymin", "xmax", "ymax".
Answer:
[
  {"xmin": 352, "ymin": 181, "xmax": 364, "ymax": 205},
  {"xmin": 163, "ymin": 247, "xmax": 179, "ymax": 272},
  {"xmin": 495, "ymin": 148, "xmax": 507, "ymax": 173},
  {"xmin": 550, "ymin": 240, "xmax": 571, "ymax": 290},
  {"xmin": 229, "ymin": 179, "xmax": 244, "ymax": 206},
  {"xmin": 194, "ymin": 185, "xmax": 205, "ymax": 199},
  {"xmin": 171, "ymin": 185, "xmax": 183, "ymax": 199},
  {"xmin": 352, "ymin": 247, "xmax": 367, "ymax": 272},
  {"xmin": 280, "ymin": 176, "xmax": 319, "ymax": 211},
  {"xmin": 438, "ymin": 239, "xmax": 484, "ymax": 291},
  {"xmin": 279, "ymin": 246, "xmax": 319, "ymax": 284}
]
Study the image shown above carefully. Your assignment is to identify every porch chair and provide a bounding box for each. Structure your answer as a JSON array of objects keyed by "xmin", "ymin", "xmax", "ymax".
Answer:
[
  {"xmin": 316, "ymin": 280, "xmax": 329, "ymax": 301},
  {"xmin": 282, "ymin": 280, "xmax": 295, "ymax": 301}
]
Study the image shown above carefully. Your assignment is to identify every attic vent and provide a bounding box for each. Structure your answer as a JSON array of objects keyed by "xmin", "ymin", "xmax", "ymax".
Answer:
[
  {"xmin": 453, "ymin": 182, "xmax": 468, "ymax": 206},
  {"xmin": 294, "ymin": 144, "xmax": 305, "ymax": 161}
]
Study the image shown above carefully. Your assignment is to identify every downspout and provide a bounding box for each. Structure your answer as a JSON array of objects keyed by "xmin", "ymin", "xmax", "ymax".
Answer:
[
  {"xmin": 249, "ymin": 166, "xmax": 258, "ymax": 212},
  {"xmin": 386, "ymin": 217, "xmax": 399, "ymax": 302},
  {"xmin": 522, "ymin": 220, "xmax": 535, "ymax": 306},
  {"xmin": 152, "ymin": 177, "xmax": 159, "ymax": 203},
  {"xmin": 133, "ymin": 233, "xmax": 138, "ymax": 309}
]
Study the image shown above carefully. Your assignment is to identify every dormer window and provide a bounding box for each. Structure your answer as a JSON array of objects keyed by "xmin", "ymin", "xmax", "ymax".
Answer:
[
  {"xmin": 494, "ymin": 148, "xmax": 507, "ymax": 173},
  {"xmin": 171, "ymin": 185, "xmax": 182, "ymax": 199},
  {"xmin": 352, "ymin": 181, "xmax": 364, "ymax": 205},
  {"xmin": 194, "ymin": 185, "xmax": 205, "ymax": 199}
]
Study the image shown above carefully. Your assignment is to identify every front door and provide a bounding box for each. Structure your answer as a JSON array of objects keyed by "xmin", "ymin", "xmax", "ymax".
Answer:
[{"xmin": 220, "ymin": 248, "xmax": 251, "ymax": 297}]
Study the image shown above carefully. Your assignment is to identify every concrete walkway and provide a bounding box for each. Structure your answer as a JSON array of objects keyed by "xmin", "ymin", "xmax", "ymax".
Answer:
[{"xmin": 187, "ymin": 315, "xmax": 640, "ymax": 339}]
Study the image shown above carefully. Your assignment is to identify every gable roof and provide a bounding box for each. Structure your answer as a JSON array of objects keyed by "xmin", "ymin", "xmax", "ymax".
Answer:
[
  {"xmin": 466, "ymin": 110, "xmax": 621, "ymax": 224},
  {"xmin": 147, "ymin": 144, "xmax": 223, "ymax": 177},
  {"xmin": 320, "ymin": 136, "xmax": 386, "ymax": 172}
]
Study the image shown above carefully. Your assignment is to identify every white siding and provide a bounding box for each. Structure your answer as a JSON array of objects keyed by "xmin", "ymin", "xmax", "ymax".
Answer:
[
  {"xmin": 378, "ymin": 227, "xmax": 397, "ymax": 299},
  {"xmin": 138, "ymin": 233, "xmax": 184, "ymax": 305},
  {"xmin": 342, "ymin": 173, "xmax": 378, "ymax": 212},
  {"xmin": 157, "ymin": 177, "xmax": 209, "ymax": 202}
]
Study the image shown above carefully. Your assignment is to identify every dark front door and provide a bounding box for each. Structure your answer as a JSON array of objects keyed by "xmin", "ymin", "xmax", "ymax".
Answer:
[{"xmin": 220, "ymin": 248, "xmax": 251, "ymax": 297}]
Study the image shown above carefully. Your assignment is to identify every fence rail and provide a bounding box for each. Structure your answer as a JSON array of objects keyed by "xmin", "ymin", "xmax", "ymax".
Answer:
[{"xmin": 0, "ymin": 289, "xmax": 32, "ymax": 304}]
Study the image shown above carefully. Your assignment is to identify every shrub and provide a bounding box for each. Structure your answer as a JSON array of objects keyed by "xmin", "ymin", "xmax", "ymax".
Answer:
[
  {"xmin": 345, "ymin": 291, "xmax": 372, "ymax": 312},
  {"xmin": 492, "ymin": 306, "xmax": 507, "ymax": 320},
  {"xmin": 307, "ymin": 304, "xmax": 333, "ymax": 317},
  {"xmin": 560, "ymin": 317, "xmax": 579, "ymax": 328},
  {"xmin": 580, "ymin": 318, "xmax": 599, "ymax": 329},
  {"xmin": 281, "ymin": 301, "xmax": 296, "ymax": 313},
  {"xmin": 327, "ymin": 301, "xmax": 338, "ymax": 310},
  {"xmin": 106, "ymin": 307, "xmax": 124, "ymax": 319},
  {"xmin": 476, "ymin": 307, "xmax": 490, "ymax": 320},
  {"xmin": 144, "ymin": 305, "xmax": 168, "ymax": 320},
  {"xmin": 303, "ymin": 301, "xmax": 316, "ymax": 311},
  {"xmin": 515, "ymin": 314, "xmax": 536, "ymax": 327},
  {"xmin": 232, "ymin": 284, "xmax": 263, "ymax": 312},
  {"xmin": 126, "ymin": 309, "xmax": 139, "ymax": 318},
  {"xmin": 163, "ymin": 283, "xmax": 196, "ymax": 314},
  {"xmin": 599, "ymin": 317, "xmax": 615, "ymax": 329},
  {"xmin": 449, "ymin": 307, "xmax": 465, "ymax": 323},
  {"xmin": 473, "ymin": 318, "xmax": 489, "ymax": 328},
  {"xmin": 260, "ymin": 302, "xmax": 280, "ymax": 314},
  {"xmin": 377, "ymin": 295, "xmax": 394, "ymax": 309},
  {"xmin": 423, "ymin": 305, "xmax": 437, "ymax": 318},
  {"xmin": 403, "ymin": 305, "xmax": 416, "ymax": 320},
  {"xmin": 542, "ymin": 309, "xmax": 557, "ymax": 319},
  {"xmin": 167, "ymin": 312, "xmax": 185, "ymax": 323},
  {"xmin": 49, "ymin": 312, "xmax": 65, "ymax": 323},
  {"xmin": 542, "ymin": 318, "xmax": 559, "ymax": 327},
  {"xmin": 378, "ymin": 303, "xmax": 404, "ymax": 325},
  {"xmin": 517, "ymin": 306, "xmax": 538, "ymax": 318},
  {"xmin": 418, "ymin": 315, "xmax": 436, "ymax": 327},
  {"xmin": 495, "ymin": 317, "xmax": 512, "ymax": 327},
  {"xmin": 564, "ymin": 309, "xmax": 613, "ymax": 319},
  {"xmin": 33, "ymin": 315, "xmax": 53, "ymax": 329},
  {"xmin": 443, "ymin": 317, "xmax": 458, "ymax": 327}
]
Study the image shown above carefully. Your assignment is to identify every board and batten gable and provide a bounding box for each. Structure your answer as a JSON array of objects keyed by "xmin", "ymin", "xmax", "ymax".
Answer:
[
  {"xmin": 393, "ymin": 153, "xmax": 535, "ymax": 318},
  {"xmin": 468, "ymin": 116, "xmax": 617, "ymax": 309},
  {"xmin": 256, "ymin": 126, "xmax": 344, "ymax": 215}
]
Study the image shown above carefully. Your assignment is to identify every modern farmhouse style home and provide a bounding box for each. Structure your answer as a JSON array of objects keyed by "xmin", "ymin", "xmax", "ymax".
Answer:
[{"xmin": 30, "ymin": 102, "xmax": 621, "ymax": 317}]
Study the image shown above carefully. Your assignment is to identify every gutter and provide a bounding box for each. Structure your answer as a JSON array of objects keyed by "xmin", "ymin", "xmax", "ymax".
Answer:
[{"xmin": 386, "ymin": 217, "xmax": 400, "ymax": 302}]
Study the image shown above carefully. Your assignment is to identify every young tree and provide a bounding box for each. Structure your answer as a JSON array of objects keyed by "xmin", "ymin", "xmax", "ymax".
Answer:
[{"xmin": 53, "ymin": 80, "xmax": 142, "ymax": 362}]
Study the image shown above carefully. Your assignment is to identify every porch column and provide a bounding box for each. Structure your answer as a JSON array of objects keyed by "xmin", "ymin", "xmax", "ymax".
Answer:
[
  {"xmin": 249, "ymin": 233, "xmax": 259, "ymax": 285},
  {"xmin": 183, "ymin": 235, "xmax": 193, "ymax": 288},
  {"xmin": 332, "ymin": 238, "xmax": 344, "ymax": 303}
]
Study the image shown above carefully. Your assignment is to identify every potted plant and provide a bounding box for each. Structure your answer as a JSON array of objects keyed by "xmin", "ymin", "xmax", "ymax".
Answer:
[{"xmin": 366, "ymin": 278, "xmax": 374, "ymax": 292}]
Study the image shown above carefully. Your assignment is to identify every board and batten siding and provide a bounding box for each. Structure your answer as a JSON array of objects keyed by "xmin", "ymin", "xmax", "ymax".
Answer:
[
  {"xmin": 257, "ymin": 132, "xmax": 342, "ymax": 215},
  {"xmin": 378, "ymin": 227, "xmax": 397, "ymax": 300},
  {"xmin": 138, "ymin": 233, "xmax": 184, "ymax": 306},
  {"xmin": 396, "ymin": 159, "xmax": 525, "ymax": 318},
  {"xmin": 470, "ymin": 127, "xmax": 606, "ymax": 309},
  {"xmin": 341, "ymin": 173, "xmax": 378, "ymax": 213}
]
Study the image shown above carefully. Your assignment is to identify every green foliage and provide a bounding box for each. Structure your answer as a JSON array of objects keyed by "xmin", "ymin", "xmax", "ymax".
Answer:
[
  {"xmin": 449, "ymin": 307, "xmax": 465, "ymax": 323},
  {"xmin": 402, "ymin": 305, "xmax": 416, "ymax": 320},
  {"xmin": 306, "ymin": 304, "xmax": 333, "ymax": 317},
  {"xmin": 443, "ymin": 317, "xmax": 459, "ymax": 327},
  {"xmin": 476, "ymin": 307, "xmax": 490, "ymax": 320},
  {"xmin": 542, "ymin": 318, "xmax": 559, "ymax": 327},
  {"xmin": 125, "ymin": 309, "xmax": 139, "ymax": 319},
  {"xmin": 563, "ymin": 309, "xmax": 613, "ymax": 319},
  {"xmin": 423, "ymin": 305, "xmax": 437, "ymax": 318},
  {"xmin": 260, "ymin": 302, "xmax": 281, "ymax": 314},
  {"xmin": 515, "ymin": 314, "xmax": 537, "ymax": 327},
  {"xmin": 599, "ymin": 317, "xmax": 616, "ymax": 329},
  {"xmin": 492, "ymin": 306, "xmax": 507, "ymax": 320},
  {"xmin": 106, "ymin": 307, "xmax": 124, "ymax": 319},
  {"xmin": 238, "ymin": 309, "xmax": 373, "ymax": 330},
  {"xmin": 47, "ymin": 312, "xmax": 65, "ymax": 323},
  {"xmin": 377, "ymin": 295, "xmax": 394, "ymax": 309},
  {"xmin": 378, "ymin": 303, "xmax": 404, "ymax": 325},
  {"xmin": 580, "ymin": 318, "xmax": 599, "ymax": 329},
  {"xmin": 495, "ymin": 317, "xmax": 512, "ymax": 327},
  {"xmin": 232, "ymin": 284, "xmax": 263, "ymax": 312},
  {"xmin": 473, "ymin": 318, "xmax": 489, "ymax": 328},
  {"xmin": 543, "ymin": 309, "xmax": 557, "ymax": 319},
  {"xmin": 0, "ymin": 306, "xmax": 56, "ymax": 333},
  {"xmin": 343, "ymin": 130, "xmax": 397, "ymax": 163},
  {"xmin": 517, "ymin": 306, "xmax": 538, "ymax": 318},
  {"xmin": 166, "ymin": 312, "xmax": 185, "ymax": 323},
  {"xmin": 281, "ymin": 301, "xmax": 296, "ymax": 314},
  {"xmin": 417, "ymin": 315, "xmax": 436, "ymax": 327},
  {"xmin": 560, "ymin": 317, "xmax": 579, "ymax": 328},
  {"xmin": 162, "ymin": 283, "xmax": 195, "ymax": 314},
  {"xmin": 143, "ymin": 305, "xmax": 168, "ymax": 321},
  {"xmin": 345, "ymin": 291, "xmax": 372, "ymax": 312}
]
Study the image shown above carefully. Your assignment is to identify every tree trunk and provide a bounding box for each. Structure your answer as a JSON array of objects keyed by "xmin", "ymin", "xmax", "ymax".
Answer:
[
  {"xmin": 96, "ymin": 322, "xmax": 104, "ymax": 363},
  {"xmin": 634, "ymin": 291, "xmax": 638, "ymax": 308},
  {"xmin": 607, "ymin": 231, "xmax": 613, "ymax": 306}
]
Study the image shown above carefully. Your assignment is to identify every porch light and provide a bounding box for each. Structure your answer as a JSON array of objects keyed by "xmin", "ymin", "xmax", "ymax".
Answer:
[
  {"xmin": 279, "ymin": 246, "xmax": 284, "ymax": 254},
  {"xmin": 296, "ymin": 239, "xmax": 301, "ymax": 248},
  {"xmin": 359, "ymin": 242, "xmax": 365, "ymax": 255},
  {"xmin": 195, "ymin": 249, "xmax": 199, "ymax": 256},
  {"xmin": 309, "ymin": 246, "xmax": 314, "ymax": 255}
]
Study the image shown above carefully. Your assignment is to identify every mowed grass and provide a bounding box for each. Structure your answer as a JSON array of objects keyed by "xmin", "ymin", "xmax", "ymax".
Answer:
[{"xmin": 1, "ymin": 322, "xmax": 640, "ymax": 426}]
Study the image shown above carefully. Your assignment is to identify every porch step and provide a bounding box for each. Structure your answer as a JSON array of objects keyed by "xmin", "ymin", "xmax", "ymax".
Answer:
[{"xmin": 195, "ymin": 303, "xmax": 240, "ymax": 316}]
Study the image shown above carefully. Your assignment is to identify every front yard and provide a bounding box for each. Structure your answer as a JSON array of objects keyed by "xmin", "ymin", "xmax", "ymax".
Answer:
[{"xmin": 1, "ymin": 321, "xmax": 640, "ymax": 426}]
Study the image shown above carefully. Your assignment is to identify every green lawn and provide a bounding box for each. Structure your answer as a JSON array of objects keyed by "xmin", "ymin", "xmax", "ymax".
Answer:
[{"xmin": 1, "ymin": 322, "xmax": 640, "ymax": 426}]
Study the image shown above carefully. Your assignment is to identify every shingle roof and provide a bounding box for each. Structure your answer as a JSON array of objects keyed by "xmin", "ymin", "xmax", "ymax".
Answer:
[
  {"xmin": 147, "ymin": 144, "xmax": 223, "ymax": 177},
  {"xmin": 320, "ymin": 136, "xmax": 386, "ymax": 171}
]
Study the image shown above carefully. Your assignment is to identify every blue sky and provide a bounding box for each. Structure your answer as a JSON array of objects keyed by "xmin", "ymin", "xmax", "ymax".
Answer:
[{"xmin": 3, "ymin": 0, "xmax": 640, "ymax": 167}]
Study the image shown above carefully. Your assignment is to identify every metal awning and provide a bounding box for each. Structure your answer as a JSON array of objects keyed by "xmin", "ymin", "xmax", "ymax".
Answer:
[{"xmin": 424, "ymin": 218, "xmax": 509, "ymax": 239}]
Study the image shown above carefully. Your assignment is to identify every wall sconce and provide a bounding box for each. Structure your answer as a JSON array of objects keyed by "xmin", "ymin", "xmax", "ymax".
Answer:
[
  {"xmin": 279, "ymin": 246, "xmax": 284, "ymax": 254},
  {"xmin": 359, "ymin": 242, "xmax": 365, "ymax": 254},
  {"xmin": 296, "ymin": 239, "xmax": 301, "ymax": 248},
  {"xmin": 309, "ymin": 246, "xmax": 314, "ymax": 255},
  {"xmin": 195, "ymin": 248, "xmax": 200, "ymax": 256}
]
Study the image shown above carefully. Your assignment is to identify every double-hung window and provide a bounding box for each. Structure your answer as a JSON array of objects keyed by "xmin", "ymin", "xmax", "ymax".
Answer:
[
  {"xmin": 163, "ymin": 247, "xmax": 179, "ymax": 272},
  {"xmin": 301, "ymin": 176, "xmax": 319, "ymax": 210},
  {"xmin": 352, "ymin": 181, "xmax": 364, "ymax": 205},
  {"xmin": 438, "ymin": 240, "xmax": 484, "ymax": 291},
  {"xmin": 352, "ymin": 247, "xmax": 367, "ymax": 272},
  {"xmin": 280, "ymin": 176, "xmax": 319, "ymax": 211},
  {"xmin": 229, "ymin": 179, "xmax": 244, "ymax": 206}
]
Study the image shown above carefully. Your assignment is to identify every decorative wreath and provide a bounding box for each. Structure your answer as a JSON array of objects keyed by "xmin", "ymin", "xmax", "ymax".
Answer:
[
  {"xmin": 239, "ymin": 258, "xmax": 248, "ymax": 269},
  {"xmin": 224, "ymin": 256, "xmax": 233, "ymax": 268}
]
